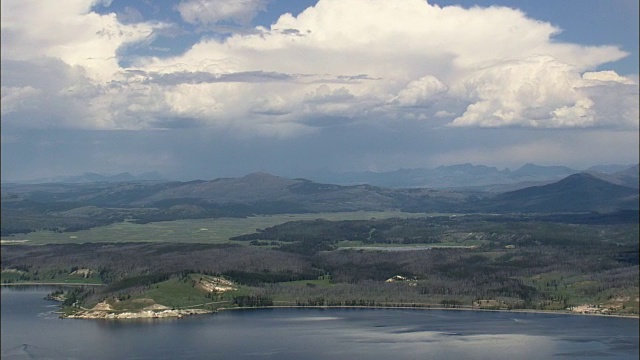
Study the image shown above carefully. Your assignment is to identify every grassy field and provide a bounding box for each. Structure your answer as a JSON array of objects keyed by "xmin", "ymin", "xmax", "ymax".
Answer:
[
  {"xmin": 0, "ymin": 211, "xmax": 431, "ymax": 245},
  {"xmin": 128, "ymin": 278, "xmax": 213, "ymax": 310},
  {"xmin": 108, "ymin": 274, "xmax": 259, "ymax": 311}
]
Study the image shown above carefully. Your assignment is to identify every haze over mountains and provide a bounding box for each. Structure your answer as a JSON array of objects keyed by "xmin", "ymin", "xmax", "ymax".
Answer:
[
  {"xmin": 1, "ymin": 163, "xmax": 638, "ymax": 237},
  {"xmin": 303, "ymin": 163, "xmax": 639, "ymax": 190},
  {"xmin": 2, "ymin": 164, "xmax": 636, "ymax": 213},
  {"xmin": 584, "ymin": 164, "xmax": 640, "ymax": 190},
  {"xmin": 17, "ymin": 172, "xmax": 165, "ymax": 184},
  {"xmin": 8, "ymin": 163, "xmax": 638, "ymax": 190}
]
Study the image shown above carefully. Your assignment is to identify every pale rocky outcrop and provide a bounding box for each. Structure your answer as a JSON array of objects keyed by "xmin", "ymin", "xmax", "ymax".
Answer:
[
  {"xmin": 197, "ymin": 276, "xmax": 236, "ymax": 293},
  {"xmin": 64, "ymin": 308, "xmax": 211, "ymax": 319}
]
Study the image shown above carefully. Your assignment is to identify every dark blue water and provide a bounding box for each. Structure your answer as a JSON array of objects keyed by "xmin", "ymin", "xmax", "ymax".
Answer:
[{"xmin": 2, "ymin": 287, "xmax": 638, "ymax": 359}]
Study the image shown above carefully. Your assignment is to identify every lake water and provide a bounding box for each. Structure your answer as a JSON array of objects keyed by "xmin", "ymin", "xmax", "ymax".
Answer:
[{"xmin": 2, "ymin": 286, "xmax": 638, "ymax": 359}]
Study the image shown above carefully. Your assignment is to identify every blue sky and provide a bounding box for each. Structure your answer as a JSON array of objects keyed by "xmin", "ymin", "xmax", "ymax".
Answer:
[{"xmin": 1, "ymin": 0, "xmax": 638, "ymax": 181}]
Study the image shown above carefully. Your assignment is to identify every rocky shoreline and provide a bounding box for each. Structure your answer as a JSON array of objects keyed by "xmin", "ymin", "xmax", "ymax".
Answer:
[
  {"xmin": 59, "ymin": 304, "xmax": 639, "ymax": 320},
  {"xmin": 63, "ymin": 308, "xmax": 212, "ymax": 319}
]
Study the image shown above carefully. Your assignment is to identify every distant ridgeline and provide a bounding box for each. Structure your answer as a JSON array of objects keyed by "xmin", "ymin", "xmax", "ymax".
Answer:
[{"xmin": 1, "ymin": 165, "xmax": 638, "ymax": 236}]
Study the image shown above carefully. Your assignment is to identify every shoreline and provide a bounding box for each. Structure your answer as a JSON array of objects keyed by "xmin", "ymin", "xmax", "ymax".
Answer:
[
  {"xmin": 58, "ymin": 304, "xmax": 639, "ymax": 320},
  {"xmin": 1, "ymin": 282, "xmax": 103, "ymax": 287},
  {"xmin": 62, "ymin": 308, "xmax": 213, "ymax": 319},
  {"xmin": 3, "ymin": 283, "xmax": 636, "ymax": 320},
  {"xmin": 218, "ymin": 305, "xmax": 640, "ymax": 320}
]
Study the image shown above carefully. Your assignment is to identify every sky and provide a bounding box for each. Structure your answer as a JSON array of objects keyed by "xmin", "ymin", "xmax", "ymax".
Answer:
[{"xmin": 1, "ymin": 0, "xmax": 638, "ymax": 182}]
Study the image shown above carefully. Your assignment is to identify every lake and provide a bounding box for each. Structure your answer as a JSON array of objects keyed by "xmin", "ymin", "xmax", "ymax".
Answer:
[{"xmin": 2, "ymin": 286, "xmax": 638, "ymax": 359}]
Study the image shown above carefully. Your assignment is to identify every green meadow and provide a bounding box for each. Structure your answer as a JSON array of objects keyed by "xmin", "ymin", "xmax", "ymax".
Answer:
[{"xmin": 1, "ymin": 211, "xmax": 431, "ymax": 245}]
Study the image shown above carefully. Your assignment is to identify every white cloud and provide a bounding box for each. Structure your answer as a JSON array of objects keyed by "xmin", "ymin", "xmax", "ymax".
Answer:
[
  {"xmin": 582, "ymin": 71, "xmax": 636, "ymax": 85},
  {"xmin": 1, "ymin": 0, "xmax": 635, "ymax": 134},
  {"xmin": 449, "ymin": 55, "xmax": 597, "ymax": 128},
  {"xmin": 0, "ymin": 58, "xmax": 101, "ymax": 129},
  {"xmin": 1, "ymin": 86, "xmax": 41, "ymax": 115},
  {"xmin": 251, "ymin": 94, "xmax": 290, "ymax": 115},
  {"xmin": 435, "ymin": 110, "xmax": 455, "ymax": 118},
  {"xmin": 1, "ymin": 0, "xmax": 159, "ymax": 83},
  {"xmin": 177, "ymin": 0, "xmax": 267, "ymax": 26},
  {"xmin": 389, "ymin": 75, "xmax": 448, "ymax": 107},
  {"xmin": 577, "ymin": 72, "xmax": 639, "ymax": 129}
]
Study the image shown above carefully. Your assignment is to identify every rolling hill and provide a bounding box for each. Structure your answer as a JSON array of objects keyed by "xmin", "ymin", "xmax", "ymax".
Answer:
[
  {"xmin": 587, "ymin": 164, "xmax": 639, "ymax": 189},
  {"xmin": 487, "ymin": 173, "xmax": 639, "ymax": 212},
  {"xmin": 2, "ymin": 170, "xmax": 638, "ymax": 236}
]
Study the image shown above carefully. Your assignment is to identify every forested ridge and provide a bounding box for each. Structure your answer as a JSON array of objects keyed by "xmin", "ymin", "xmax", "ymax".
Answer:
[{"xmin": 2, "ymin": 171, "xmax": 637, "ymax": 236}]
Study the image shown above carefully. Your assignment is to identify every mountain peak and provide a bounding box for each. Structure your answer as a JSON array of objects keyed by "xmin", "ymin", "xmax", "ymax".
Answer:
[
  {"xmin": 560, "ymin": 172, "xmax": 599, "ymax": 181},
  {"xmin": 512, "ymin": 163, "xmax": 575, "ymax": 177},
  {"xmin": 241, "ymin": 172, "xmax": 287, "ymax": 181},
  {"xmin": 492, "ymin": 172, "xmax": 638, "ymax": 212}
]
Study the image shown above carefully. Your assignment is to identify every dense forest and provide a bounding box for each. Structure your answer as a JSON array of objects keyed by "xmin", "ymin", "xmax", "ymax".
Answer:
[
  {"xmin": 1, "ymin": 172, "xmax": 638, "ymax": 316},
  {"xmin": 2, "ymin": 212, "xmax": 638, "ymax": 314}
]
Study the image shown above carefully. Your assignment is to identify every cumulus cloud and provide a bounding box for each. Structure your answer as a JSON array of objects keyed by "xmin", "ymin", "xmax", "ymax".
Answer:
[
  {"xmin": 0, "ymin": 58, "xmax": 102, "ymax": 129},
  {"xmin": 305, "ymin": 85, "xmax": 354, "ymax": 104},
  {"xmin": 449, "ymin": 58, "xmax": 638, "ymax": 128},
  {"xmin": 582, "ymin": 71, "xmax": 636, "ymax": 84},
  {"xmin": 578, "ymin": 72, "xmax": 639, "ymax": 129},
  {"xmin": 0, "ymin": 0, "xmax": 159, "ymax": 83},
  {"xmin": 450, "ymin": 56, "xmax": 592, "ymax": 127},
  {"xmin": 1, "ymin": 0, "xmax": 636, "ymax": 134},
  {"xmin": 389, "ymin": 75, "xmax": 448, "ymax": 107},
  {"xmin": 177, "ymin": 0, "xmax": 267, "ymax": 26}
]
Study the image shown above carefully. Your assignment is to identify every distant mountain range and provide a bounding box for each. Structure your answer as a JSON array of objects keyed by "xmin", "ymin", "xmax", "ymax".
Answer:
[
  {"xmin": 2, "ymin": 167, "xmax": 638, "ymax": 236},
  {"xmin": 19, "ymin": 172, "xmax": 165, "ymax": 184},
  {"xmin": 302, "ymin": 163, "xmax": 638, "ymax": 190},
  {"xmin": 3, "ymin": 168, "xmax": 638, "ymax": 214},
  {"xmin": 9, "ymin": 163, "xmax": 637, "ymax": 191},
  {"xmin": 584, "ymin": 164, "xmax": 639, "ymax": 190}
]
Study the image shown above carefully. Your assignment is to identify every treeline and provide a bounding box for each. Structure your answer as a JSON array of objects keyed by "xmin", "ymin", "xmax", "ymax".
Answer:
[
  {"xmin": 1, "ymin": 243, "xmax": 314, "ymax": 285},
  {"xmin": 105, "ymin": 273, "xmax": 172, "ymax": 292},
  {"xmin": 3, "ymin": 238, "xmax": 637, "ymax": 312},
  {"xmin": 233, "ymin": 295, "xmax": 274, "ymax": 307},
  {"xmin": 232, "ymin": 218, "xmax": 441, "ymax": 244},
  {"xmin": 0, "ymin": 209, "xmax": 128, "ymax": 236},
  {"xmin": 223, "ymin": 270, "xmax": 321, "ymax": 286},
  {"xmin": 1, "ymin": 197, "xmax": 310, "ymax": 235},
  {"xmin": 2, "ymin": 214, "xmax": 638, "ymax": 313},
  {"xmin": 231, "ymin": 217, "xmax": 444, "ymax": 255},
  {"xmin": 231, "ymin": 214, "xmax": 639, "ymax": 255}
]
